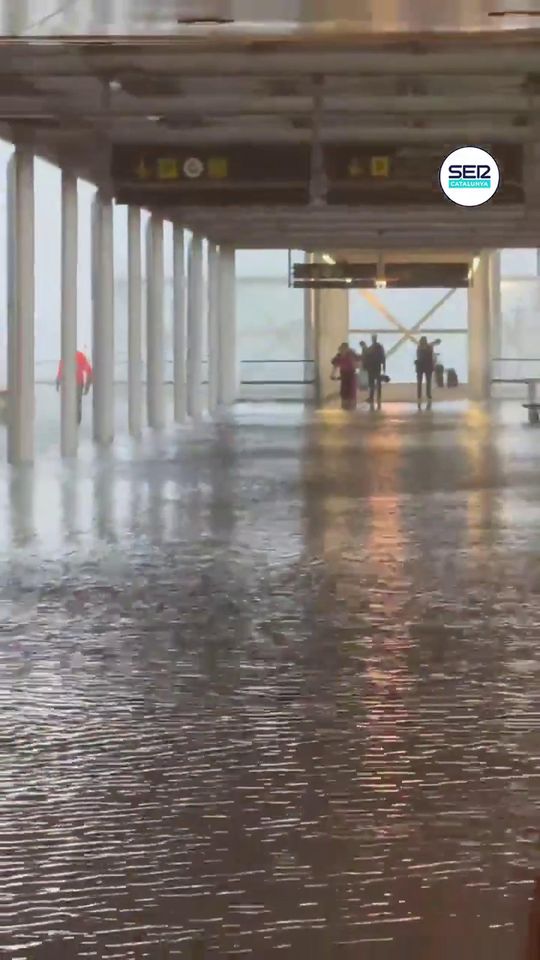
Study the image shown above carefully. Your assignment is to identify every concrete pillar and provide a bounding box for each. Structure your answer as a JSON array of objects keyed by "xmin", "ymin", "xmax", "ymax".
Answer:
[
  {"xmin": 7, "ymin": 148, "xmax": 35, "ymax": 465},
  {"xmin": 173, "ymin": 223, "xmax": 187, "ymax": 423},
  {"xmin": 303, "ymin": 252, "xmax": 316, "ymax": 397},
  {"xmin": 146, "ymin": 215, "xmax": 165, "ymax": 429},
  {"xmin": 314, "ymin": 287, "xmax": 349, "ymax": 406},
  {"xmin": 488, "ymin": 250, "xmax": 502, "ymax": 362},
  {"xmin": 91, "ymin": 191, "xmax": 114, "ymax": 445},
  {"xmin": 207, "ymin": 242, "xmax": 220, "ymax": 415},
  {"xmin": 219, "ymin": 244, "xmax": 237, "ymax": 406},
  {"xmin": 60, "ymin": 169, "xmax": 78, "ymax": 458},
  {"xmin": 187, "ymin": 233, "xmax": 204, "ymax": 419},
  {"xmin": 127, "ymin": 206, "xmax": 143, "ymax": 437},
  {"xmin": 468, "ymin": 251, "xmax": 491, "ymax": 402}
]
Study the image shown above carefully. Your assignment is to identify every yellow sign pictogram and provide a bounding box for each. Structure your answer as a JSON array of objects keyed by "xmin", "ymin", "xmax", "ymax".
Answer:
[
  {"xmin": 157, "ymin": 157, "xmax": 179, "ymax": 180},
  {"xmin": 207, "ymin": 156, "xmax": 229, "ymax": 179},
  {"xmin": 135, "ymin": 158, "xmax": 151, "ymax": 180},
  {"xmin": 370, "ymin": 156, "xmax": 390, "ymax": 177},
  {"xmin": 348, "ymin": 157, "xmax": 364, "ymax": 178}
]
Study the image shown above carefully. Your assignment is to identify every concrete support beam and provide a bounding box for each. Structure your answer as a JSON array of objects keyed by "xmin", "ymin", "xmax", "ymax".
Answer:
[
  {"xmin": 127, "ymin": 206, "xmax": 143, "ymax": 438},
  {"xmin": 207, "ymin": 242, "xmax": 220, "ymax": 415},
  {"xmin": 7, "ymin": 148, "xmax": 35, "ymax": 465},
  {"xmin": 146, "ymin": 215, "xmax": 165, "ymax": 430},
  {"xmin": 173, "ymin": 223, "xmax": 187, "ymax": 423},
  {"xmin": 91, "ymin": 191, "xmax": 115, "ymax": 445},
  {"xmin": 187, "ymin": 233, "xmax": 204, "ymax": 420},
  {"xmin": 219, "ymin": 244, "xmax": 237, "ymax": 406},
  {"xmin": 468, "ymin": 251, "xmax": 491, "ymax": 402},
  {"xmin": 60, "ymin": 169, "xmax": 78, "ymax": 458}
]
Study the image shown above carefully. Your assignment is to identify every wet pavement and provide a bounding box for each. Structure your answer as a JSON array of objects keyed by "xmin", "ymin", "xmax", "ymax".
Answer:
[{"xmin": 1, "ymin": 399, "xmax": 539, "ymax": 960}]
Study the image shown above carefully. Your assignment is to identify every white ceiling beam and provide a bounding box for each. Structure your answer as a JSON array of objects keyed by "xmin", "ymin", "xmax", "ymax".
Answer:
[
  {"xmin": 39, "ymin": 49, "xmax": 540, "ymax": 76},
  {"xmin": 108, "ymin": 124, "xmax": 530, "ymax": 143},
  {"xmin": 1, "ymin": 93, "xmax": 532, "ymax": 118}
]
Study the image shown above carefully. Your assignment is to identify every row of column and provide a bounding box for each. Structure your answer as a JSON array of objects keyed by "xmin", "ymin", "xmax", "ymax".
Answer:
[{"xmin": 6, "ymin": 147, "xmax": 237, "ymax": 465}]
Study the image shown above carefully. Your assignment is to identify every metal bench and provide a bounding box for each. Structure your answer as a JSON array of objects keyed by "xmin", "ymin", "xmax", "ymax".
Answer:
[
  {"xmin": 491, "ymin": 378, "xmax": 540, "ymax": 423},
  {"xmin": 523, "ymin": 403, "xmax": 540, "ymax": 424}
]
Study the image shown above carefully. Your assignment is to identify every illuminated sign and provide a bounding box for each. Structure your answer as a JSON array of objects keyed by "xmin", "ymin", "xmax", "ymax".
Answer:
[{"xmin": 293, "ymin": 262, "xmax": 470, "ymax": 288}]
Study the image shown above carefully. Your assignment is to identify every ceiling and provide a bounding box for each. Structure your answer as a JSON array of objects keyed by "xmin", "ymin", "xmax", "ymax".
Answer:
[
  {"xmin": 3, "ymin": 0, "xmax": 540, "ymax": 37},
  {"xmin": 0, "ymin": 4, "xmax": 540, "ymax": 249}
]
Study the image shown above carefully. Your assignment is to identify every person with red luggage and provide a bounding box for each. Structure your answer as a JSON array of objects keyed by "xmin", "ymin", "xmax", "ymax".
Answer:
[{"xmin": 56, "ymin": 349, "xmax": 93, "ymax": 425}]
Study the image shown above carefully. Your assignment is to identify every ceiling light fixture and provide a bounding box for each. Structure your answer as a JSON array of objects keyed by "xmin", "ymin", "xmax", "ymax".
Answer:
[
  {"xmin": 322, "ymin": 253, "xmax": 336, "ymax": 265},
  {"xmin": 177, "ymin": 17, "xmax": 234, "ymax": 25},
  {"xmin": 488, "ymin": 9, "xmax": 540, "ymax": 15}
]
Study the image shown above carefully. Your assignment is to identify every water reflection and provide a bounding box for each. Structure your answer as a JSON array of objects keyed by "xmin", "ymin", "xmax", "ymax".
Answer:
[
  {"xmin": 0, "ymin": 404, "xmax": 538, "ymax": 960},
  {"xmin": 9, "ymin": 465, "xmax": 35, "ymax": 545}
]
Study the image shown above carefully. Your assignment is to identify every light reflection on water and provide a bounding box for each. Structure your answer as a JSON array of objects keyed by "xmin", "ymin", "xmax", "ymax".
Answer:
[{"xmin": 0, "ymin": 402, "xmax": 538, "ymax": 959}]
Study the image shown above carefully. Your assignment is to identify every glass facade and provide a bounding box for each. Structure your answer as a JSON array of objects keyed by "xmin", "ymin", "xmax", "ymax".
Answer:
[
  {"xmin": 349, "ymin": 286, "xmax": 468, "ymax": 383},
  {"xmin": 236, "ymin": 250, "xmax": 305, "ymax": 390}
]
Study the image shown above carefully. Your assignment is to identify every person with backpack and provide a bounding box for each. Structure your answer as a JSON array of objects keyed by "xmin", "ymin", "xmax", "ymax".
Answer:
[
  {"xmin": 415, "ymin": 336, "xmax": 441, "ymax": 407},
  {"xmin": 365, "ymin": 335, "xmax": 387, "ymax": 409}
]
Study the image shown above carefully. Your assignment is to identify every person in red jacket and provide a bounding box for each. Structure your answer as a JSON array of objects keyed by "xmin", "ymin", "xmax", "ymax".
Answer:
[
  {"xmin": 56, "ymin": 350, "xmax": 93, "ymax": 425},
  {"xmin": 331, "ymin": 342, "xmax": 360, "ymax": 410}
]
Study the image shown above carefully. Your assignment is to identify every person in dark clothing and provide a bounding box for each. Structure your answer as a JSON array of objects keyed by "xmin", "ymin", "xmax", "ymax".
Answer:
[
  {"xmin": 365, "ymin": 335, "xmax": 386, "ymax": 409},
  {"xmin": 415, "ymin": 337, "xmax": 441, "ymax": 407}
]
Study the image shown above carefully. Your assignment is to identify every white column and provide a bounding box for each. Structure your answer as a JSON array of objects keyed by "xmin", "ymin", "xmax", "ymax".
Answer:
[
  {"xmin": 7, "ymin": 148, "xmax": 35, "ymax": 465},
  {"xmin": 173, "ymin": 223, "xmax": 187, "ymax": 423},
  {"xmin": 314, "ymin": 287, "xmax": 349, "ymax": 406},
  {"xmin": 187, "ymin": 233, "xmax": 203, "ymax": 420},
  {"xmin": 127, "ymin": 205, "xmax": 142, "ymax": 437},
  {"xmin": 303, "ymin": 252, "xmax": 316, "ymax": 398},
  {"xmin": 219, "ymin": 243, "xmax": 237, "ymax": 406},
  {"xmin": 488, "ymin": 250, "xmax": 502, "ymax": 362},
  {"xmin": 60, "ymin": 169, "xmax": 78, "ymax": 458},
  {"xmin": 146, "ymin": 215, "xmax": 165, "ymax": 429},
  {"xmin": 207, "ymin": 242, "xmax": 220, "ymax": 415},
  {"xmin": 468, "ymin": 251, "xmax": 491, "ymax": 402},
  {"xmin": 92, "ymin": 191, "xmax": 115, "ymax": 445}
]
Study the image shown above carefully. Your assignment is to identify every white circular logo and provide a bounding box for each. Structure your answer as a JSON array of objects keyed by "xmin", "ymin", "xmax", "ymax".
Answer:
[
  {"xmin": 183, "ymin": 156, "xmax": 204, "ymax": 179},
  {"xmin": 439, "ymin": 146, "xmax": 500, "ymax": 207}
]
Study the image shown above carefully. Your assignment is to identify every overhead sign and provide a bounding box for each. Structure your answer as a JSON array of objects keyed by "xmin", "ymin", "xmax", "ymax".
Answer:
[
  {"xmin": 324, "ymin": 143, "xmax": 522, "ymax": 205},
  {"xmin": 112, "ymin": 143, "xmax": 523, "ymax": 207},
  {"xmin": 293, "ymin": 261, "xmax": 470, "ymax": 288},
  {"xmin": 112, "ymin": 145, "xmax": 311, "ymax": 205}
]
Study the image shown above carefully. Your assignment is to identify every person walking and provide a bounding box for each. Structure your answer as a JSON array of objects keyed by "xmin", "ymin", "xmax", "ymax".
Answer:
[
  {"xmin": 415, "ymin": 337, "xmax": 441, "ymax": 407},
  {"xmin": 331, "ymin": 342, "xmax": 360, "ymax": 410},
  {"xmin": 365, "ymin": 335, "xmax": 386, "ymax": 409},
  {"xmin": 357, "ymin": 340, "xmax": 369, "ymax": 393},
  {"xmin": 56, "ymin": 349, "xmax": 93, "ymax": 425}
]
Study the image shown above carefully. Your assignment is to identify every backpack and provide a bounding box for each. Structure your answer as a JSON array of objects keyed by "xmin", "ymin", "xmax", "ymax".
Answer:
[{"xmin": 447, "ymin": 368, "xmax": 458, "ymax": 388}]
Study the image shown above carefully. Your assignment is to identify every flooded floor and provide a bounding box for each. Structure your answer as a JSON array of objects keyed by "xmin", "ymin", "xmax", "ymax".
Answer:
[{"xmin": 1, "ymin": 399, "xmax": 539, "ymax": 959}]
